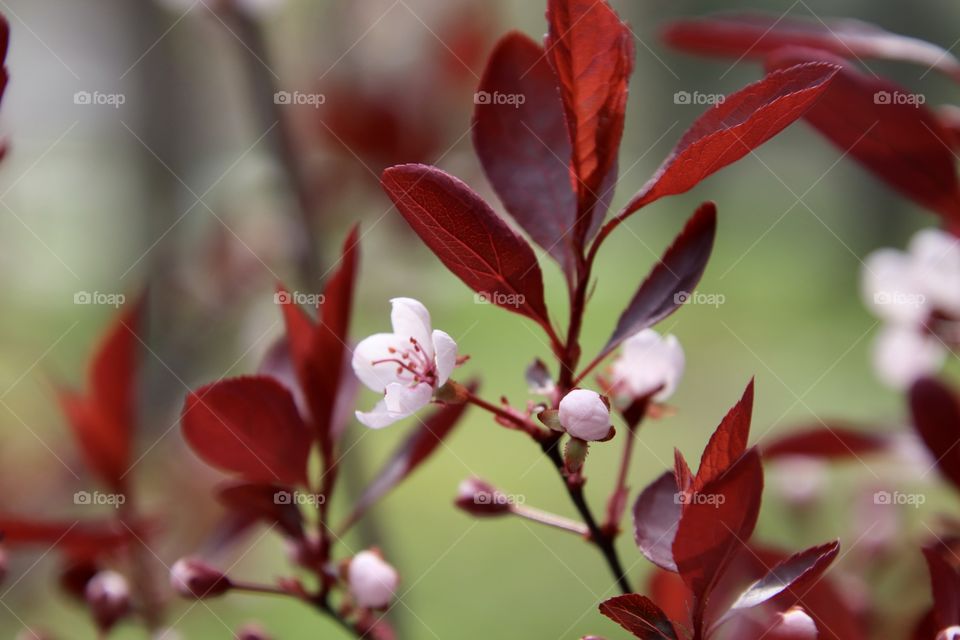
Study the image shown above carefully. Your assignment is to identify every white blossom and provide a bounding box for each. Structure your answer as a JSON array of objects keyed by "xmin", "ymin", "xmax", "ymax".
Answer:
[{"xmin": 558, "ymin": 389, "xmax": 611, "ymax": 441}]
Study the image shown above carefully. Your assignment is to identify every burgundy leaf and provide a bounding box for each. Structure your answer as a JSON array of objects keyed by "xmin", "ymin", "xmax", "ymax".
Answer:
[
  {"xmin": 673, "ymin": 449, "xmax": 763, "ymax": 617},
  {"xmin": 181, "ymin": 376, "xmax": 311, "ymax": 487},
  {"xmin": 338, "ymin": 386, "xmax": 475, "ymax": 533},
  {"xmin": 545, "ymin": 0, "xmax": 634, "ymax": 245},
  {"xmin": 663, "ymin": 14, "xmax": 960, "ymax": 82},
  {"xmin": 598, "ymin": 594, "xmax": 679, "ymax": 640},
  {"xmin": 693, "ymin": 378, "xmax": 754, "ymax": 493},
  {"xmin": 674, "ymin": 449, "xmax": 693, "ymax": 494},
  {"xmin": 623, "ymin": 63, "xmax": 837, "ymax": 214},
  {"xmin": 924, "ymin": 546, "xmax": 960, "ymax": 629},
  {"xmin": 729, "ymin": 540, "xmax": 840, "ymax": 611},
  {"xmin": 381, "ymin": 164, "xmax": 551, "ymax": 328},
  {"xmin": 601, "ymin": 203, "xmax": 716, "ymax": 358},
  {"xmin": 217, "ymin": 483, "xmax": 304, "ymax": 540},
  {"xmin": 0, "ymin": 518, "xmax": 129, "ymax": 558},
  {"xmin": 59, "ymin": 300, "xmax": 142, "ymax": 490},
  {"xmin": 473, "ymin": 32, "xmax": 577, "ymax": 273},
  {"xmin": 633, "ymin": 471, "xmax": 682, "ymax": 572},
  {"xmin": 762, "ymin": 425, "xmax": 888, "ymax": 460},
  {"xmin": 909, "ymin": 377, "xmax": 960, "ymax": 492},
  {"xmin": 766, "ymin": 49, "xmax": 960, "ymax": 229}
]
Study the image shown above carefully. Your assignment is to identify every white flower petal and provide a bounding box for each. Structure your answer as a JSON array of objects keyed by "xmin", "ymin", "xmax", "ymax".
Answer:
[
  {"xmin": 862, "ymin": 248, "xmax": 927, "ymax": 325},
  {"xmin": 348, "ymin": 551, "xmax": 399, "ymax": 609},
  {"xmin": 872, "ymin": 325, "xmax": 946, "ymax": 389},
  {"xmin": 352, "ymin": 333, "xmax": 411, "ymax": 392},
  {"xmin": 612, "ymin": 329, "xmax": 685, "ymax": 401},
  {"xmin": 558, "ymin": 389, "xmax": 610, "ymax": 441},
  {"xmin": 910, "ymin": 228, "xmax": 960, "ymax": 315},
  {"xmin": 432, "ymin": 330, "xmax": 458, "ymax": 386},
  {"xmin": 383, "ymin": 382, "xmax": 433, "ymax": 415},
  {"xmin": 355, "ymin": 400, "xmax": 402, "ymax": 429},
  {"xmin": 390, "ymin": 298, "xmax": 433, "ymax": 355}
]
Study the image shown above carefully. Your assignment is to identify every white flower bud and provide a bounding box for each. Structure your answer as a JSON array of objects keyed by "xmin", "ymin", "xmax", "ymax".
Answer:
[
  {"xmin": 937, "ymin": 626, "xmax": 960, "ymax": 640},
  {"xmin": 772, "ymin": 607, "xmax": 818, "ymax": 639},
  {"xmin": 85, "ymin": 570, "xmax": 131, "ymax": 633},
  {"xmin": 558, "ymin": 389, "xmax": 611, "ymax": 441},
  {"xmin": 348, "ymin": 550, "xmax": 399, "ymax": 609},
  {"xmin": 170, "ymin": 558, "xmax": 232, "ymax": 599},
  {"xmin": 610, "ymin": 330, "xmax": 685, "ymax": 401}
]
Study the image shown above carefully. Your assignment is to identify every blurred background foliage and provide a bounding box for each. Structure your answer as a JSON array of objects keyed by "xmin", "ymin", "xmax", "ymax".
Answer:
[{"xmin": 0, "ymin": 0, "xmax": 958, "ymax": 638}]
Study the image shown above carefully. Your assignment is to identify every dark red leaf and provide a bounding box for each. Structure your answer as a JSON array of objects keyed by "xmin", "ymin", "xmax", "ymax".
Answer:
[
  {"xmin": 673, "ymin": 449, "xmax": 763, "ymax": 613},
  {"xmin": 181, "ymin": 376, "xmax": 311, "ymax": 487},
  {"xmin": 623, "ymin": 63, "xmax": 837, "ymax": 214},
  {"xmin": 0, "ymin": 518, "xmax": 129, "ymax": 558},
  {"xmin": 633, "ymin": 471, "xmax": 682, "ymax": 572},
  {"xmin": 381, "ymin": 164, "xmax": 551, "ymax": 328},
  {"xmin": 729, "ymin": 540, "xmax": 840, "ymax": 611},
  {"xmin": 217, "ymin": 483, "xmax": 305, "ymax": 540},
  {"xmin": 60, "ymin": 301, "xmax": 142, "ymax": 490},
  {"xmin": 909, "ymin": 377, "xmax": 960, "ymax": 492},
  {"xmin": 473, "ymin": 32, "xmax": 577, "ymax": 273},
  {"xmin": 601, "ymin": 203, "xmax": 716, "ymax": 358},
  {"xmin": 598, "ymin": 594, "xmax": 679, "ymax": 640},
  {"xmin": 663, "ymin": 14, "xmax": 960, "ymax": 82},
  {"xmin": 338, "ymin": 386, "xmax": 475, "ymax": 533},
  {"xmin": 693, "ymin": 379, "xmax": 754, "ymax": 493},
  {"xmin": 762, "ymin": 425, "xmax": 888, "ymax": 460},
  {"xmin": 545, "ymin": 0, "xmax": 634, "ymax": 245},
  {"xmin": 924, "ymin": 546, "xmax": 960, "ymax": 629},
  {"xmin": 674, "ymin": 449, "xmax": 693, "ymax": 493},
  {"xmin": 766, "ymin": 49, "xmax": 960, "ymax": 229}
]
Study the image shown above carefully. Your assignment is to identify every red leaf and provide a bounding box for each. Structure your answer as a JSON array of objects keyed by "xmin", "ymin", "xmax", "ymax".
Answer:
[
  {"xmin": 60, "ymin": 301, "xmax": 142, "ymax": 490},
  {"xmin": 663, "ymin": 14, "xmax": 960, "ymax": 83},
  {"xmin": 338, "ymin": 386, "xmax": 475, "ymax": 533},
  {"xmin": 382, "ymin": 164, "xmax": 551, "ymax": 327},
  {"xmin": 473, "ymin": 32, "xmax": 577, "ymax": 273},
  {"xmin": 693, "ymin": 379, "xmax": 754, "ymax": 493},
  {"xmin": 181, "ymin": 376, "xmax": 311, "ymax": 487},
  {"xmin": 673, "ymin": 449, "xmax": 763, "ymax": 619},
  {"xmin": 217, "ymin": 482, "xmax": 305, "ymax": 540},
  {"xmin": 728, "ymin": 540, "xmax": 840, "ymax": 611},
  {"xmin": 924, "ymin": 546, "xmax": 960, "ymax": 629},
  {"xmin": 545, "ymin": 0, "xmax": 634, "ymax": 245},
  {"xmin": 601, "ymin": 203, "xmax": 716, "ymax": 358},
  {"xmin": 633, "ymin": 471, "xmax": 682, "ymax": 572},
  {"xmin": 0, "ymin": 518, "xmax": 129, "ymax": 558},
  {"xmin": 766, "ymin": 49, "xmax": 960, "ymax": 229},
  {"xmin": 674, "ymin": 449, "xmax": 693, "ymax": 493},
  {"xmin": 762, "ymin": 425, "xmax": 887, "ymax": 460},
  {"xmin": 623, "ymin": 63, "xmax": 837, "ymax": 214},
  {"xmin": 280, "ymin": 227, "xmax": 360, "ymax": 460},
  {"xmin": 909, "ymin": 377, "xmax": 960, "ymax": 492},
  {"xmin": 598, "ymin": 594, "xmax": 679, "ymax": 640}
]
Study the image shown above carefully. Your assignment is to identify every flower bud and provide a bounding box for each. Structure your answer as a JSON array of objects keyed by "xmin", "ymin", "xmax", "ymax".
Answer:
[
  {"xmin": 454, "ymin": 478, "xmax": 511, "ymax": 516},
  {"xmin": 170, "ymin": 558, "xmax": 233, "ymax": 599},
  {"xmin": 236, "ymin": 623, "xmax": 273, "ymax": 640},
  {"xmin": 558, "ymin": 389, "xmax": 611, "ymax": 441},
  {"xmin": 347, "ymin": 550, "xmax": 399, "ymax": 609},
  {"xmin": 610, "ymin": 329, "xmax": 685, "ymax": 401},
  {"xmin": 85, "ymin": 570, "xmax": 131, "ymax": 633},
  {"xmin": 938, "ymin": 627, "xmax": 960, "ymax": 640},
  {"xmin": 769, "ymin": 607, "xmax": 818, "ymax": 639}
]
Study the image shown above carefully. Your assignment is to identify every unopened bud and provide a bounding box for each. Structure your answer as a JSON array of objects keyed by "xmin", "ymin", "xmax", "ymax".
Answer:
[
  {"xmin": 85, "ymin": 571, "xmax": 131, "ymax": 633},
  {"xmin": 769, "ymin": 607, "xmax": 818, "ymax": 639},
  {"xmin": 564, "ymin": 437, "xmax": 589, "ymax": 474},
  {"xmin": 937, "ymin": 627, "xmax": 960, "ymax": 640},
  {"xmin": 348, "ymin": 550, "xmax": 399, "ymax": 609},
  {"xmin": 454, "ymin": 478, "xmax": 511, "ymax": 516},
  {"xmin": 236, "ymin": 623, "xmax": 273, "ymax": 640},
  {"xmin": 170, "ymin": 558, "xmax": 233, "ymax": 599},
  {"xmin": 558, "ymin": 389, "xmax": 611, "ymax": 441}
]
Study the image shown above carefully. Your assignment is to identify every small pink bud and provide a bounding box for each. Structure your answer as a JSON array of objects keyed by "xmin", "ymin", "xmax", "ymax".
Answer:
[
  {"xmin": 348, "ymin": 550, "xmax": 399, "ymax": 609},
  {"xmin": 454, "ymin": 478, "xmax": 511, "ymax": 516},
  {"xmin": 85, "ymin": 570, "xmax": 131, "ymax": 633},
  {"xmin": 236, "ymin": 623, "xmax": 273, "ymax": 640},
  {"xmin": 937, "ymin": 627, "xmax": 960, "ymax": 640},
  {"xmin": 558, "ymin": 389, "xmax": 611, "ymax": 441},
  {"xmin": 769, "ymin": 607, "xmax": 818, "ymax": 639},
  {"xmin": 170, "ymin": 558, "xmax": 233, "ymax": 599}
]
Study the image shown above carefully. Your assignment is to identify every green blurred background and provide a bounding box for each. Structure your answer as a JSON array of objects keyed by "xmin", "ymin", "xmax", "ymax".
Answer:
[{"xmin": 0, "ymin": 0, "xmax": 958, "ymax": 638}]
